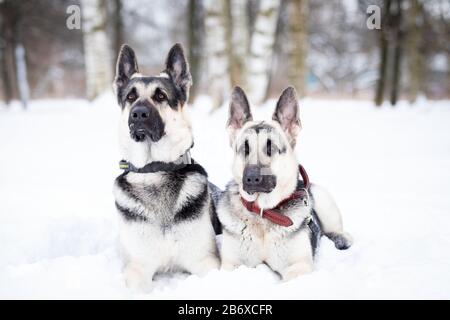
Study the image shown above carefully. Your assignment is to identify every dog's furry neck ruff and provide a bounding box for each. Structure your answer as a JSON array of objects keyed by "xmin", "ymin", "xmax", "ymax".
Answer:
[{"xmin": 119, "ymin": 146, "xmax": 193, "ymax": 173}]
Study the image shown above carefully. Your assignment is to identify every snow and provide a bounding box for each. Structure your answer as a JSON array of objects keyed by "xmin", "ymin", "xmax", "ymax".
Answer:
[{"xmin": 1, "ymin": 94, "xmax": 450, "ymax": 299}]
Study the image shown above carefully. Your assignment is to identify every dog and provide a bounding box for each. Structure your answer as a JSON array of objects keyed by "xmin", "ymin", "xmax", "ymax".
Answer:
[
  {"xmin": 112, "ymin": 43, "xmax": 220, "ymax": 290},
  {"xmin": 217, "ymin": 86, "xmax": 353, "ymax": 281}
]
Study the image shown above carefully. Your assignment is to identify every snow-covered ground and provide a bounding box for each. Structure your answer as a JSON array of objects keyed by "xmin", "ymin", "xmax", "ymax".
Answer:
[{"xmin": 1, "ymin": 94, "xmax": 449, "ymax": 299}]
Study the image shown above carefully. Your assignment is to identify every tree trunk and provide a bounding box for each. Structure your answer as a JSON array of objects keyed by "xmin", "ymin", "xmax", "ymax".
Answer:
[
  {"xmin": 81, "ymin": 0, "xmax": 113, "ymax": 100},
  {"xmin": 188, "ymin": 0, "xmax": 204, "ymax": 104},
  {"xmin": 0, "ymin": 42, "xmax": 12, "ymax": 104},
  {"xmin": 230, "ymin": 0, "xmax": 249, "ymax": 87},
  {"xmin": 287, "ymin": 0, "xmax": 308, "ymax": 98},
  {"xmin": 247, "ymin": 0, "xmax": 280, "ymax": 104},
  {"xmin": 12, "ymin": 5, "xmax": 29, "ymax": 110},
  {"xmin": 113, "ymin": 0, "xmax": 124, "ymax": 56},
  {"xmin": 14, "ymin": 43, "xmax": 29, "ymax": 108},
  {"xmin": 390, "ymin": 0, "xmax": 403, "ymax": 106},
  {"xmin": 0, "ymin": 0, "xmax": 18, "ymax": 105},
  {"xmin": 204, "ymin": 0, "xmax": 231, "ymax": 109},
  {"xmin": 405, "ymin": 0, "xmax": 423, "ymax": 104},
  {"xmin": 0, "ymin": 25, "xmax": 13, "ymax": 104},
  {"xmin": 247, "ymin": 0, "xmax": 260, "ymax": 42},
  {"xmin": 375, "ymin": 0, "xmax": 391, "ymax": 107}
]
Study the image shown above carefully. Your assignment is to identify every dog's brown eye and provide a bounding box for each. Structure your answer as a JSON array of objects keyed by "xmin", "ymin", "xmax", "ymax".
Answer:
[
  {"xmin": 154, "ymin": 90, "xmax": 167, "ymax": 103},
  {"xmin": 126, "ymin": 92, "xmax": 137, "ymax": 103},
  {"xmin": 244, "ymin": 140, "xmax": 250, "ymax": 157},
  {"xmin": 267, "ymin": 139, "xmax": 272, "ymax": 157}
]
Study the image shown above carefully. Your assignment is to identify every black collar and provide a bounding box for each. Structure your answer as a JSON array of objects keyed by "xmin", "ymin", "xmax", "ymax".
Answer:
[{"xmin": 119, "ymin": 149, "xmax": 194, "ymax": 173}]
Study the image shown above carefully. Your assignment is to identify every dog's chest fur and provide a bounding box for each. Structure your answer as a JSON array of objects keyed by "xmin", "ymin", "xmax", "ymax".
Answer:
[
  {"xmin": 113, "ymin": 164, "xmax": 217, "ymax": 273},
  {"xmin": 218, "ymin": 181, "xmax": 316, "ymax": 257},
  {"xmin": 113, "ymin": 164, "xmax": 209, "ymax": 228}
]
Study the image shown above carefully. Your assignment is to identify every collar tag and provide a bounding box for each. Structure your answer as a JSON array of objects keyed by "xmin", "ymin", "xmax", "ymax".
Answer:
[
  {"xmin": 119, "ymin": 160, "xmax": 130, "ymax": 171},
  {"xmin": 179, "ymin": 150, "xmax": 192, "ymax": 165}
]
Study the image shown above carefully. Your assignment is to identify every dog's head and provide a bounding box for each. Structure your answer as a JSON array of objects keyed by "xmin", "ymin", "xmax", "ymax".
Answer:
[
  {"xmin": 113, "ymin": 43, "xmax": 193, "ymax": 166},
  {"xmin": 227, "ymin": 86, "xmax": 301, "ymax": 208}
]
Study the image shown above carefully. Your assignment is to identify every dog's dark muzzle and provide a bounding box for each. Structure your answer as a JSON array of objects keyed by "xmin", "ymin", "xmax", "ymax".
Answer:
[
  {"xmin": 128, "ymin": 104, "xmax": 165, "ymax": 142},
  {"xmin": 242, "ymin": 165, "xmax": 277, "ymax": 194}
]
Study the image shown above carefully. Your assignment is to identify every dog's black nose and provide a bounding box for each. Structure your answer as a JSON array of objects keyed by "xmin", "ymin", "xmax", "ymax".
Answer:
[
  {"xmin": 130, "ymin": 105, "xmax": 150, "ymax": 121},
  {"xmin": 242, "ymin": 165, "xmax": 276, "ymax": 194},
  {"xmin": 243, "ymin": 165, "xmax": 263, "ymax": 187},
  {"xmin": 128, "ymin": 104, "xmax": 165, "ymax": 142}
]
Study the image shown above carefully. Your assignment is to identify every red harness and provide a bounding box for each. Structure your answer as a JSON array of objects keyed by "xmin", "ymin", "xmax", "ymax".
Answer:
[{"xmin": 240, "ymin": 165, "xmax": 310, "ymax": 227}]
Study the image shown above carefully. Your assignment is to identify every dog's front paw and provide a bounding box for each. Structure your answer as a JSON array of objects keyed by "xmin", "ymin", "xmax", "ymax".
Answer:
[
  {"xmin": 124, "ymin": 262, "xmax": 153, "ymax": 292},
  {"xmin": 186, "ymin": 254, "xmax": 220, "ymax": 277},
  {"xmin": 326, "ymin": 231, "xmax": 353, "ymax": 250},
  {"xmin": 221, "ymin": 260, "xmax": 239, "ymax": 271},
  {"xmin": 280, "ymin": 261, "xmax": 313, "ymax": 281}
]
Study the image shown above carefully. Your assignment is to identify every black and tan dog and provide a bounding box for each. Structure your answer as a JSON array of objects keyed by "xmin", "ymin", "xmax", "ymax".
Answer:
[
  {"xmin": 217, "ymin": 86, "xmax": 353, "ymax": 280},
  {"xmin": 112, "ymin": 44, "xmax": 220, "ymax": 290}
]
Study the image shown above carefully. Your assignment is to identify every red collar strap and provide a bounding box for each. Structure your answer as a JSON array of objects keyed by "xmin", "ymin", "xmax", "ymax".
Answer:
[{"xmin": 240, "ymin": 164, "xmax": 310, "ymax": 227}]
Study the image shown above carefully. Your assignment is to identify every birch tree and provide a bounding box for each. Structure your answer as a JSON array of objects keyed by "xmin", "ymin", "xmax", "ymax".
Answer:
[
  {"xmin": 247, "ymin": 0, "xmax": 280, "ymax": 104},
  {"xmin": 230, "ymin": 0, "xmax": 250, "ymax": 87},
  {"xmin": 204, "ymin": 0, "xmax": 231, "ymax": 109},
  {"xmin": 81, "ymin": 0, "xmax": 112, "ymax": 100},
  {"xmin": 287, "ymin": 0, "xmax": 308, "ymax": 98},
  {"xmin": 15, "ymin": 44, "xmax": 29, "ymax": 108}
]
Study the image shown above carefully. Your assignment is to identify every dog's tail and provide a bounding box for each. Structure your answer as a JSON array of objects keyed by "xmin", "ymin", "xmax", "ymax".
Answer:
[{"xmin": 208, "ymin": 182, "xmax": 223, "ymax": 235}]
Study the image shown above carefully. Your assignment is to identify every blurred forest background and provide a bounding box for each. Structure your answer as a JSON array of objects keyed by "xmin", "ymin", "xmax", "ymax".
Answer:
[{"xmin": 0, "ymin": 0, "xmax": 449, "ymax": 109}]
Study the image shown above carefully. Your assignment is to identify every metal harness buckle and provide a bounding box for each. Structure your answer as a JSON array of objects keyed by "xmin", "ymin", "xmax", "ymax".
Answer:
[{"xmin": 301, "ymin": 188, "xmax": 310, "ymax": 206}]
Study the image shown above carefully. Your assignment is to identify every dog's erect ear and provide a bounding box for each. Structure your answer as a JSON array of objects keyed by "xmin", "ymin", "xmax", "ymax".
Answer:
[
  {"xmin": 114, "ymin": 44, "xmax": 139, "ymax": 103},
  {"xmin": 165, "ymin": 43, "xmax": 192, "ymax": 103},
  {"xmin": 227, "ymin": 86, "xmax": 253, "ymax": 145},
  {"xmin": 272, "ymin": 87, "xmax": 301, "ymax": 147}
]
